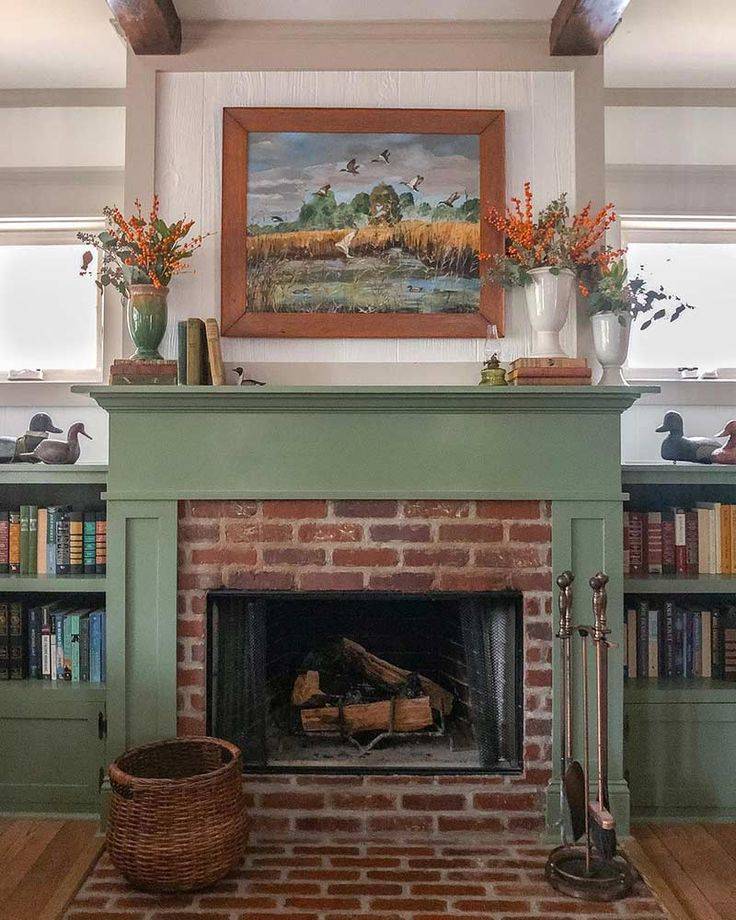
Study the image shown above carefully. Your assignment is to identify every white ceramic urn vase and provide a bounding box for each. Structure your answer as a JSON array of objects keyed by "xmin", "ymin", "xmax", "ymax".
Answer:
[
  {"xmin": 591, "ymin": 310, "xmax": 631, "ymax": 386},
  {"xmin": 524, "ymin": 267, "xmax": 575, "ymax": 357}
]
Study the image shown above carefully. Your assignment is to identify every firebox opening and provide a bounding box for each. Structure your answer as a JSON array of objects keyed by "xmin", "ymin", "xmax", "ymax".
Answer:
[{"xmin": 207, "ymin": 590, "xmax": 523, "ymax": 774}]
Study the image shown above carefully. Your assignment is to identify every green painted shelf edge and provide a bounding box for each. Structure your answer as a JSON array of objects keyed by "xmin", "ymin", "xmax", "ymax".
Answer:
[
  {"xmin": 624, "ymin": 678, "xmax": 736, "ymax": 704},
  {"xmin": 624, "ymin": 575, "xmax": 736, "ymax": 594},
  {"xmin": 0, "ymin": 575, "xmax": 106, "ymax": 593},
  {"xmin": 622, "ymin": 463, "xmax": 736, "ymax": 485},
  {"xmin": 74, "ymin": 384, "xmax": 657, "ymax": 413},
  {"xmin": 0, "ymin": 464, "xmax": 108, "ymax": 485},
  {"xmin": 0, "ymin": 680, "xmax": 106, "ymax": 703}
]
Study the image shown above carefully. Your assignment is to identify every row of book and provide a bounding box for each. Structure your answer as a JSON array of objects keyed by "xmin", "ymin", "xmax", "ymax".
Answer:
[
  {"xmin": 0, "ymin": 507, "xmax": 106, "ymax": 576},
  {"xmin": 624, "ymin": 505, "xmax": 736, "ymax": 577},
  {"xmin": 625, "ymin": 601, "xmax": 736, "ymax": 679},
  {"xmin": 0, "ymin": 601, "xmax": 106, "ymax": 682}
]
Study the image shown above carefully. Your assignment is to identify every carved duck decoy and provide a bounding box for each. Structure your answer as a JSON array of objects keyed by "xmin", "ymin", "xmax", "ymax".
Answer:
[
  {"xmin": 712, "ymin": 420, "xmax": 736, "ymax": 464},
  {"xmin": 656, "ymin": 410, "xmax": 722, "ymax": 464},
  {"xmin": 19, "ymin": 422, "xmax": 92, "ymax": 465},
  {"xmin": 0, "ymin": 413, "xmax": 63, "ymax": 463},
  {"xmin": 233, "ymin": 366, "xmax": 265, "ymax": 387}
]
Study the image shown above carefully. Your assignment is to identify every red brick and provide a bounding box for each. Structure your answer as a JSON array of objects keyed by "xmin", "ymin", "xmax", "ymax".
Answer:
[
  {"xmin": 513, "ymin": 571, "xmax": 552, "ymax": 592},
  {"xmin": 507, "ymin": 814, "xmax": 545, "ymax": 832},
  {"xmin": 438, "ymin": 523, "xmax": 503, "ymax": 543},
  {"xmin": 333, "ymin": 500, "xmax": 398, "ymax": 518},
  {"xmin": 436, "ymin": 572, "xmax": 509, "ymax": 592},
  {"xmin": 508, "ymin": 522, "xmax": 551, "ymax": 543},
  {"xmin": 367, "ymin": 869, "xmax": 441, "ymax": 881},
  {"xmin": 332, "ymin": 547, "xmax": 399, "ymax": 567},
  {"xmin": 191, "ymin": 546, "xmax": 257, "ymax": 566},
  {"xmin": 263, "ymin": 547, "xmax": 326, "ymax": 565},
  {"xmin": 298, "ymin": 571, "xmax": 365, "ymax": 591},
  {"xmin": 367, "ymin": 814, "xmax": 433, "ymax": 833},
  {"xmin": 261, "ymin": 791, "xmax": 325, "ymax": 809},
  {"xmin": 404, "ymin": 500, "xmax": 470, "ymax": 518},
  {"xmin": 299, "ymin": 522, "xmax": 364, "ymax": 543},
  {"xmin": 402, "ymin": 793, "xmax": 466, "ymax": 811},
  {"xmin": 289, "ymin": 869, "xmax": 361, "ymax": 881},
  {"xmin": 178, "ymin": 618, "xmax": 204, "ymax": 638},
  {"xmin": 527, "ymin": 668, "xmax": 553, "ymax": 688},
  {"xmin": 368, "ymin": 572, "xmax": 435, "ymax": 592},
  {"xmin": 526, "ymin": 621, "xmax": 553, "ymax": 640},
  {"xmin": 537, "ymin": 900, "xmax": 617, "ymax": 914},
  {"xmin": 249, "ymin": 882, "xmax": 319, "ymax": 894},
  {"xmin": 284, "ymin": 897, "xmax": 362, "ymax": 910},
  {"xmin": 412, "ymin": 883, "xmax": 488, "ymax": 896},
  {"xmin": 178, "ymin": 521, "xmax": 219, "ymax": 543},
  {"xmin": 404, "ymin": 548, "xmax": 469, "ymax": 567},
  {"xmin": 474, "ymin": 791, "xmax": 538, "ymax": 811},
  {"xmin": 295, "ymin": 816, "xmax": 363, "ymax": 833},
  {"xmin": 525, "ymin": 717, "xmax": 552, "ymax": 737},
  {"xmin": 198, "ymin": 895, "xmax": 278, "ymax": 908},
  {"xmin": 453, "ymin": 899, "xmax": 533, "ymax": 913},
  {"xmin": 475, "ymin": 546, "xmax": 541, "ymax": 568},
  {"xmin": 263, "ymin": 500, "xmax": 328, "ymax": 519},
  {"xmin": 438, "ymin": 815, "xmax": 505, "ymax": 832},
  {"xmin": 369, "ymin": 523, "xmax": 431, "ymax": 542},
  {"xmin": 177, "ymin": 715, "xmax": 205, "ymax": 736},
  {"xmin": 190, "ymin": 500, "xmax": 258, "ymax": 518},
  {"xmin": 327, "ymin": 883, "xmax": 403, "ymax": 895},
  {"xmin": 476, "ymin": 500, "xmax": 542, "ymax": 520},
  {"xmin": 225, "ymin": 521, "xmax": 293, "ymax": 543},
  {"xmin": 370, "ymin": 898, "xmax": 446, "ymax": 912},
  {"xmin": 331, "ymin": 792, "xmax": 396, "ymax": 809},
  {"xmin": 177, "ymin": 668, "xmax": 204, "ymax": 687},
  {"xmin": 225, "ymin": 570, "xmax": 295, "ymax": 590}
]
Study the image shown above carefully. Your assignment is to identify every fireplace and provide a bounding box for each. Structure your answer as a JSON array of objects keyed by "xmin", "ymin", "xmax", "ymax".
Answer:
[{"xmin": 207, "ymin": 590, "xmax": 523, "ymax": 773}]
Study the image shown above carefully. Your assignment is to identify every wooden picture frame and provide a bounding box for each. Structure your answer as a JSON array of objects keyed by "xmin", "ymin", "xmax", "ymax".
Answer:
[{"xmin": 221, "ymin": 107, "xmax": 505, "ymax": 339}]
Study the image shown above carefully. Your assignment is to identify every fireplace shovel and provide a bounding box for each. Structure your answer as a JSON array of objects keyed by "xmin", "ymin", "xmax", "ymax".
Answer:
[
  {"xmin": 556, "ymin": 572, "xmax": 586, "ymax": 844},
  {"xmin": 589, "ymin": 572, "xmax": 617, "ymax": 860}
]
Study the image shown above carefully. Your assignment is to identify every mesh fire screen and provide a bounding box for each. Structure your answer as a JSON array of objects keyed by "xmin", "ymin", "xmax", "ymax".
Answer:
[{"xmin": 207, "ymin": 591, "xmax": 522, "ymax": 774}]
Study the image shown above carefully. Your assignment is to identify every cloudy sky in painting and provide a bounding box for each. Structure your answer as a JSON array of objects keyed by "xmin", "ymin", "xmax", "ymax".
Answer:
[{"xmin": 247, "ymin": 132, "xmax": 480, "ymax": 222}]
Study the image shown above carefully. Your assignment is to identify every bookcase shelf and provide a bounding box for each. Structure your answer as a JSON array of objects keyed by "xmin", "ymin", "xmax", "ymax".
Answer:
[
  {"xmin": 0, "ymin": 466, "xmax": 108, "ymax": 815},
  {"xmin": 624, "ymin": 574, "xmax": 736, "ymax": 594},
  {"xmin": 0, "ymin": 574, "xmax": 107, "ymax": 593},
  {"xmin": 622, "ymin": 463, "xmax": 736, "ymax": 822}
]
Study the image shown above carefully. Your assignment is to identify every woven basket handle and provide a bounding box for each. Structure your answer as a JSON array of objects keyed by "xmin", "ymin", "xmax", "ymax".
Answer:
[{"xmin": 109, "ymin": 766, "xmax": 135, "ymax": 799}]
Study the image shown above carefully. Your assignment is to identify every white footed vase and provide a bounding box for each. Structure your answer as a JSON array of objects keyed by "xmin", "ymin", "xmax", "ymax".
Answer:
[
  {"xmin": 591, "ymin": 311, "xmax": 631, "ymax": 386},
  {"xmin": 523, "ymin": 267, "xmax": 575, "ymax": 357}
]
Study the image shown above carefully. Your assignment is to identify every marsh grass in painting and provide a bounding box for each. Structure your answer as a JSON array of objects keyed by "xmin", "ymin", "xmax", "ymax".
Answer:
[{"xmin": 246, "ymin": 132, "xmax": 481, "ymax": 314}]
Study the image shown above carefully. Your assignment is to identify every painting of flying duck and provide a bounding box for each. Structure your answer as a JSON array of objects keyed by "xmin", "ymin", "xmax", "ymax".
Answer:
[{"xmin": 221, "ymin": 108, "xmax": 505, "ymax": 338}]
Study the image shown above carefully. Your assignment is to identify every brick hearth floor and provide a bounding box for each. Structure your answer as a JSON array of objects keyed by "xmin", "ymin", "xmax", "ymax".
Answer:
[{"xmin": 63, "ymin": 835, "xmax": 665, "ymax": 920}]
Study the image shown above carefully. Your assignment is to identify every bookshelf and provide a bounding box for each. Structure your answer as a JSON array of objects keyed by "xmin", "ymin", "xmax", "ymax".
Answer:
[
  {"xmin": 622, "ymin": 462, "xmax": 736, "ymax": 822},
  {"xmin": 0, "ymin": 464, "xmax": 108, "ymax": 813}
]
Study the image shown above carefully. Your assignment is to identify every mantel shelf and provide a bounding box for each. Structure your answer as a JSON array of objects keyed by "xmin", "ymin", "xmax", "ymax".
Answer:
[{"xmin": 75, "ymin": 384, "xmax": 656, "ymax": 413}]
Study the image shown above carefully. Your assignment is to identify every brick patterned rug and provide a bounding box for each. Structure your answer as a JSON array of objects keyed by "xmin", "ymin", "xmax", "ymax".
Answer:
[{"xmin": 63, "ymin": 836, "xmax": 665, "ymax": 920}]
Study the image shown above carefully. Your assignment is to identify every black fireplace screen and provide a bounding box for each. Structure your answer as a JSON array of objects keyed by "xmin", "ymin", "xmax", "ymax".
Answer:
[{"xmin": 207, "ymin": 590, "xmax": 522, "ymax": 773}]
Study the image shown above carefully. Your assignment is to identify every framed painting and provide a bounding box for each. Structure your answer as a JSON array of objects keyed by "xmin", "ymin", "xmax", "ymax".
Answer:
[{"xmin": 221, "ymin": 107, "xmax": 505, "ymax": 338}]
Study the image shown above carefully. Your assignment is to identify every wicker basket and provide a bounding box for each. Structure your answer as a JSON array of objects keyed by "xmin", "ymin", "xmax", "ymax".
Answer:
[{"xmin": 107, "ymin": 736, "xmax": 248, "ymax": 892}]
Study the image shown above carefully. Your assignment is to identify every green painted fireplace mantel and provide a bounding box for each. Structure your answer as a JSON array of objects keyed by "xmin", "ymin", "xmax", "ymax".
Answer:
[{"xmin": 79, "ymin": 384, "xmax": 654, "ymax": 835}]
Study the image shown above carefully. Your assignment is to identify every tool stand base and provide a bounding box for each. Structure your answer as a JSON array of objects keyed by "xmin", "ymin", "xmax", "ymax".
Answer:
[{"xmin": 545, "ymin": 845, "xmax": 636, "ymax": 901}]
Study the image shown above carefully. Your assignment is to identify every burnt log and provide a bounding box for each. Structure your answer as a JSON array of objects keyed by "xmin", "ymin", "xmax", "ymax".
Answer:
[{"xmin": 300, "ymin": 695, "xmax": 433, "ymax": 734}]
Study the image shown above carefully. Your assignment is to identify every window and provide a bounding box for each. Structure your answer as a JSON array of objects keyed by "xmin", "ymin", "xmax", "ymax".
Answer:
[
  {"xmin": 0, "ymin": 218, "xmax": 104, "ymax": 381},
  {"xmin": 620, "ymin": 218, "xmax": 736, "ymax": 379}
]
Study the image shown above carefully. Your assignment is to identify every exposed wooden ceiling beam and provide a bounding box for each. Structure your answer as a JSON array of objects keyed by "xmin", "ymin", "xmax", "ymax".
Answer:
[
  {"xmin": 106, "ymin": 0, "xmax": 181, "ymax": 55},
  {"xmin": 550, "ymin": 0, "xmax": 631, "ymax": 55}
]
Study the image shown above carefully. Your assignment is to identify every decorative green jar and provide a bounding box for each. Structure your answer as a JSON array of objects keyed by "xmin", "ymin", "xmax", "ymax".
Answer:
[{"xmin": 127, "ymin": 284, "xmax": 168, "ymax": 361}]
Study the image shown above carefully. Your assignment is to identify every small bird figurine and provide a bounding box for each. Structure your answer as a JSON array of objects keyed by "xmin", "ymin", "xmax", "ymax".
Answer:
[
  {"xmin": 0, "ymin": 412, "xmax": 63, "ymax": 463},
  {"xmin": 712, "ymin": 420, "xmax": 736, "ymax": 464},
  {"xmin": 402, "ymin": 175, "xmax": 424, "ymax": 192},
  {"xmin": 233, "ymin": 366, "xmax": 265, "ymax": 387},
  {"xmin": 439, "ymin": 191, "xmax": 461, "ymax": 208},
  {"xmin": 314, "ymin": 184, "xmax": 332, "ymax": 197},
  {"xmin": 19, "ymin": 422, "xmax": 92, "ymax": 465},
  {"xmin": 371, "ymin": 149, "xmax": 390, "ymax": 164},
  {"xmin": 656, "ymin": 411, "xmax": 722, "ymax": 464},
  {"xmin": 340, "ymin": 158, "xmax": 360, "ymax": 175}
]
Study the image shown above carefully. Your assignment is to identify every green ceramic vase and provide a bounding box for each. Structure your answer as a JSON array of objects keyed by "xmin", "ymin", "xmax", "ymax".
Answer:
[{"xmin": 127, "ymin": 284, "xmax": 169, "ymax": 361}]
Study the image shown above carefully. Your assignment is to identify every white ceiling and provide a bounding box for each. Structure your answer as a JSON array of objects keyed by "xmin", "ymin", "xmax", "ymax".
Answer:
[
  {"xmin": 605, "ymin": 0, "xmax": 736, "ymax": 88},
  {"xmin": 175, "ymin": 0, "xmax": 560, "ymax": 19},
  {"xmin": 0, "ymin": 0, "xmax": 126, "ymax": 89}
]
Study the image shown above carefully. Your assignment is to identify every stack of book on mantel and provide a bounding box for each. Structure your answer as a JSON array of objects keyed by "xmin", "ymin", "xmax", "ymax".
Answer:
[{"xmin": 507, "ymin": 357, "xmax": 592, "ymax": 386}]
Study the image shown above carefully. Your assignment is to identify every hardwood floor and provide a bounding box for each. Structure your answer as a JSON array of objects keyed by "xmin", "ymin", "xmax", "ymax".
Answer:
[
  {"xmin": 0, "ymin": 817, "xmax": 103, "ymax": 920},
  {"xmin": 628, "ymin": 823, "xmax": 736, "ymax": 920}
]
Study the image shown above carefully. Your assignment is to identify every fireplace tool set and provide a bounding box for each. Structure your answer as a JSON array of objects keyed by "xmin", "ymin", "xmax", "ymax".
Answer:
[{"xmin": 546, "ymin": 571, "xmax": 635, "ymax": 901}]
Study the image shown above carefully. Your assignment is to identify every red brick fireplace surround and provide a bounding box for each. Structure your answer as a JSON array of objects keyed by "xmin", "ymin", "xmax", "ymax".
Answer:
[{"xmin": 177, "ymin": 498, "xmax": 553, "ymax": 837}]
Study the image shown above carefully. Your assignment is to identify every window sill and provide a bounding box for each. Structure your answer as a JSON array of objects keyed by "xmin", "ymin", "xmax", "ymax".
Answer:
[{"xmin": 625, "ymin": 377, "xmax": 736, "ymax": 406}]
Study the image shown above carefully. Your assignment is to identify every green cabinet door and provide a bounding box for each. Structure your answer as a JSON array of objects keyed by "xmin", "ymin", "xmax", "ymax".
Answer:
[
  {"xmin": 0, "ymin": 687, "xmax": 106, "ymax": 813},
  {"xmin": 625, "ymin": 701, "xmax": 736, "ymax": 821}
]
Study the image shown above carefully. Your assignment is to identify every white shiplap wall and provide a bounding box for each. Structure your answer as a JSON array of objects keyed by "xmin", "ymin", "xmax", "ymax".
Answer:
[{"xmin": 155, "ymin": 70, "xmax": 576, "ymax": 370}]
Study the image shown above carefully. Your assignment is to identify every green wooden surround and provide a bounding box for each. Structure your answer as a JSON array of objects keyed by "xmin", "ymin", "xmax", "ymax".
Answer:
[{"xmin": 80, "ymin": 385, "xmax": 653, "ymax": 835}]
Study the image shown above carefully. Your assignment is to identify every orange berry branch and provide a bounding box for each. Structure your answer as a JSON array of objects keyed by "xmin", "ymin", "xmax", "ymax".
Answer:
[{"xmin": 78, "ymin": 196, "xmax": 207, "ymax": 299}]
